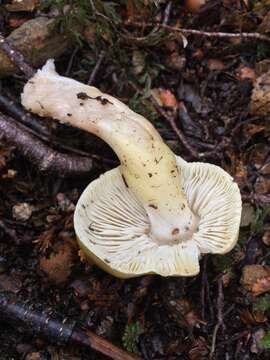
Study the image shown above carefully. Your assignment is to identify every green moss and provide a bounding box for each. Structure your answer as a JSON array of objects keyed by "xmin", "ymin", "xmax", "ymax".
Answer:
[
  {"xmin": 122, "ymin": 321, "xmax": 143, "ymax": 355},
  {"xmin": 261, "ymin": 332, "xmax": 270, "ymax": 350},
  {"xmin": 250, "ymin": 205, "xmax": 270, "ymax": 235},
  {"xmin": 253, "ymin": 294, "xmax": 270, "ymax": 312}
]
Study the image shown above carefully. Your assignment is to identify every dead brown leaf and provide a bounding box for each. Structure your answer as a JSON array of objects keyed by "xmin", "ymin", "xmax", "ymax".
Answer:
[
  {"xmin": 260, "ymin": 163, "xmax": 270, "ymax": 175},
  {"xmin": 244, "ymin": 124, "xmax": 265, "ymax": 137},
  {"xmin": 241, "ymin": 265, "xmax": 270, "ymax": 295},
  {"xmin": 188, "ymin": 336, "xmax": 209, "ymax": 360},
  {"xmin": 0, "ymin": 273, "xmax": 22, "ymax": 293},
  {"xmin": 240, "ymin": 308, "xmax": 266, "ymax": 325},
  {"xmin": 5, "ymin": 0, "xmax": 39, "ymax": 12},
  {"xmin": 158, "ymin": 89, "xmax": 178, "ymax": 108},
  {"xmin": 250, "ymin": 70, "xmax": 270, "ymax": 116},
  {"xmin": 34, "ymin": 227, "xmax": 56, "ymax": 252},
  {"xmin": 248, "ymin": 144, "xmax": 269, "ymax": 169},
  {"xmin": 39, "ymin": 242, "xmax": 75, "ymax": 285},
  {"xmin": 185, "ymin": 0, "xmax": 206, "ymax": 13},
  {"xmin": 236, "ymin": 65, "xmax": 256, "ymax": 82}
]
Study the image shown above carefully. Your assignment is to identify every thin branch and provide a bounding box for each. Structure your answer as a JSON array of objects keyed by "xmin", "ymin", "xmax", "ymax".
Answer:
[
  {"xmin": 163, "ymin": 1, "xmax": 172, "ymax": 25},
  {"xmin": 125, "ymin": 21, "xmax": 270, "ymax": 43},
  {"xmin": 242, "ymin": 193, "xmax": 270, "ymax": 204},
  {"xmin": 0, "ymin": 33, "xmax": 35, "ymax": 79},
  {"xmin": 65, "ymin": 46, "xmax": 80, "ymax": 76},
  {"xmin": 0, "ymin": 93, "xmax": 50, "ymax": 136},
  {"xmin": 87, "ymin": 51, "xmax": 105, "ymax": 85},
  {"xmin": 210, "ymin": 278, "xmax": 225, "ymax": 358},
  {"xmin": 0, "ymin": 112, "xmax": 93, "ymax": 177},
  {"xmin": 152, "ymin": 99, "xmax": 198, "ymax": 158},
  {"xmin": 200, "ymin": 256, "xmax": 207, "ymax": 320},
  {"xmin": 0, "ymin": 292, "xmax": 141, "ymax": 360}
]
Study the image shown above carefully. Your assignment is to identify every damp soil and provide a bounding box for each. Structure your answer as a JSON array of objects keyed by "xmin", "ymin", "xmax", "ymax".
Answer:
[{"xmin": 0, "ymin": 1, "xmax": 270, "ymax": 359}]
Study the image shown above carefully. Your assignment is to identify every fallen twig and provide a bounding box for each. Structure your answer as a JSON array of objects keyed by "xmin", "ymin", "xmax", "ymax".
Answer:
[
  {"xmin": 126, "ymin": 21, "xmax": 270, "ymax": 43},
  {"xmin": 0, "ymin": 93, "xmax": 50, "ymax": 136},
  {"xmin": 65, "ymin": 46, "xmax": 80, "ymax": 76},
  {"xmin": 87, "ymin": 51, "xmax": 105, "ymax": 85},
  {"xmin": 200, "ymin": 256, "xmax": 214, "ymax": 322},
  {"xmin": 152, "ymin": 99, "xmax": 198, "ymax": 158},
  {"xmin": 210, "ymin": 278, "xmax": 225, "ymax": 358},
  {"xmin": 0, "ymin": 112, "xmax": 93, "ymax": 177},
  {"xmin": 0, "ymin": 33, "xmax": 35, "ymax": 79},
  {"xmin": 163, "ymin": 1, "xmax": 172, "ymax": 25},
  {"xmin": 242, "ymin": 193, "xmax": 270, "ymax": 204},
  {"xmin": 0, "ymin": 291, "xmax": 141, "ymax": 360}
]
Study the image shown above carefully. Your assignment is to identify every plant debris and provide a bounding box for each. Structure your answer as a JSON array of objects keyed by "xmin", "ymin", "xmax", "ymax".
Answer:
[{"xmin": 0, "ymin": 1, "xmax": 270, "ymax": 359}]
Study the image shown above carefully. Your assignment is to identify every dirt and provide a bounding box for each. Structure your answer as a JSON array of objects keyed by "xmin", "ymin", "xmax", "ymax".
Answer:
[{"xmin": 0, "ymin": 1, "xmax": 270, "ymax": 359}]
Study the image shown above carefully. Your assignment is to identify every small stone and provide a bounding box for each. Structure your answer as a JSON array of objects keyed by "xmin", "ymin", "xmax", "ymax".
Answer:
[
  {"xmin": 2, "ymin": 169, "xmax": 17, "ymax": 179},
  {"xmin": 166, "ymin": 52, "xmax": 186, "ymax": 71},
  {"xmin": 240, "ymin": 203, "xmax": 254, "ymax": 227},
  {"xmin": 207, "ymin": 58, "xmax": 225, "ymax": 71},
  {"xmin": 250, "ymin": 70, "xmax": 270, "ymax": 116},
  {"xmin": 12, "ymin": 202, "xmax": 33, "ymax": 221}
]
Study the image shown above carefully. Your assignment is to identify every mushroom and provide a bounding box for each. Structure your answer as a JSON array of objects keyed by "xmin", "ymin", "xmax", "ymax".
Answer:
[{"xmin": 21, "ymin": 60, "xmax": 242, "ymax": 278}]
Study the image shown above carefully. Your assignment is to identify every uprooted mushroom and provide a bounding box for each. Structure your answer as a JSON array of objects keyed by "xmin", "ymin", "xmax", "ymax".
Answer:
[{"xmin": 21, "ymin": 59, "xmax": 242, "ymax": 278}]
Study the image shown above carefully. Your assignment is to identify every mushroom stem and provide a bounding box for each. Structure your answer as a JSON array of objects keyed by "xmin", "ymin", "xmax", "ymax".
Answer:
[{"xmin": 21, "ymin": 60, "xmax": 199, "ymax": 244}]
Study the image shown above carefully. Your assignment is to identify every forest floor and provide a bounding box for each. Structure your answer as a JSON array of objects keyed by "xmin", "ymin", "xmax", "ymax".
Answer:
[{"xmin": 0, "ymin": 1, "xmax": 270, "ymax": 359}]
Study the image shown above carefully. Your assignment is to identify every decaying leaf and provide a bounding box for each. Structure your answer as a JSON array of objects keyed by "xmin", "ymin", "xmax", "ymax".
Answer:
[
  {"xmin": 260, "ymin": 163, "xmax": 270, "ymax": 175},
  {"xmin": 0, "ymin": 273, "xmax": 22, "ymax": 293},
  {"xmin": 5, "ymin": 0, "xmax": 39, "ymax": 12},
  {"xmin": 250, "ymin": 70, "xmax": 270, "ymax": 116},
  {"xmin": 0, "ymin": 147, "xmax": 14, "ymax": 170},
  {"xmin": 158, "ymin": 89, "xmax": 178, "ymax": 108},
  {"xmin": 254, "ymin": 176, "xmax": 270, "ymax": 195},
  {"xmin": 244, "ymin": 124, "xmax": 265, "ymax": 138},
  {"xmin": 262, "ymin": 230, "xmax": 270, "ymax": 246},
  {"xmin": 240, "ymin": 203, "xmax": 254, "ymax": 227},
  {"xmin": 236, "ymin": 65, "xmax": 256, "ymax": 82},
  {"xmin": 39, "ymin": 242, "xmax": 75, "ymax": 285},
  {"xmin": 151, "ymin": 88, "xmax": 177, "ymax": 108},
  {"xmin": 188, "ymin": 336, "xmax": 208, "ymax": 360},
  {"xmin": 241, "ymin": 265, "xmax": 270, "ymax": 295},
  {"xmin": 132, "ymin": 50, "xmax": 145, "ymax": 75},
  {"xmin": 258, "ymin": 11, "xmax": 270, "ymax": 34},
  {"xmin": 34, "ymin": 227, "xmax": 56, "ymax": 252},
  {"xmin": 248, "ymin": 144, "xmax": 269, "ymax": 170},
  {"xmin": 240, "ymin": 308, "xmax": 266, "ymax": 325},
  {"xmin": 185, "ymin": 0, "xmax": 206, "ymax": 13}
]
